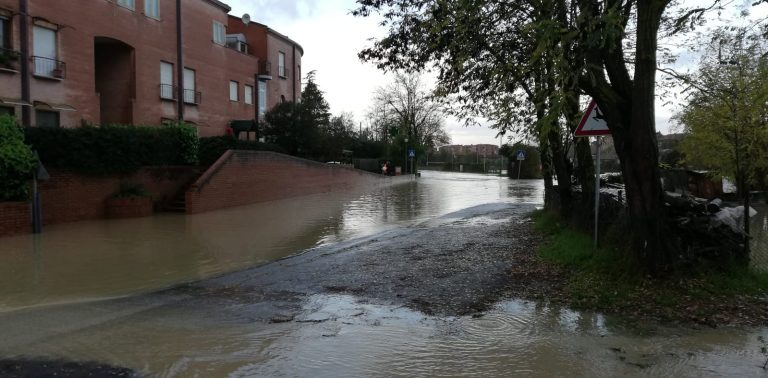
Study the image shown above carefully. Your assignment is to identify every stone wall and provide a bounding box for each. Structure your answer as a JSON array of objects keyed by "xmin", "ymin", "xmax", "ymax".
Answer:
[{"xmin": 186, "ymin": 150, "xmax": 405, "ymax": 214}]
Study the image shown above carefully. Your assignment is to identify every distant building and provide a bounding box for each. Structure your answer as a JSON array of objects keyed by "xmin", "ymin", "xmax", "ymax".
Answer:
[
  {"xmin": 586, "ymin": 132, "xmax": 685, "ymax": 172},
  {"xmin": 0, "ymin": 0, "xmax": 302, "ymax": 136},
  {"xmin": 439, "ymin": 144, "xmax": 499, "ymax": 156}
]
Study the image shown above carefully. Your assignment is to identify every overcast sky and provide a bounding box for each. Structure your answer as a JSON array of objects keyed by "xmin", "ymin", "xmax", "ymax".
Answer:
[{"xmin": 224, "ymin": 0, "xmax": 767, "ymax": 145}]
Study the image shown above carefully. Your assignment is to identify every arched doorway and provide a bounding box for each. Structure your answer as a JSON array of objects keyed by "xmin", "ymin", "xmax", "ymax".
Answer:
[{"xmin": 94, "ymin": 37, "xmax": 135, "ymax": 125}]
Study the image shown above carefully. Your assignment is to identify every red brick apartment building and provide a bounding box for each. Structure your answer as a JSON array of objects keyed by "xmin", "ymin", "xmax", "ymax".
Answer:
[{"xmin": 0, "ymin": 0, "xmax": 302, "ymax": 136}]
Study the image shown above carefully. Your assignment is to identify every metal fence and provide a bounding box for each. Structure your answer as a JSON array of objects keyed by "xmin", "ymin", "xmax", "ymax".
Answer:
[{"xmin": 750, "ymin": 205, "xmax": 768, "ymax": 271}]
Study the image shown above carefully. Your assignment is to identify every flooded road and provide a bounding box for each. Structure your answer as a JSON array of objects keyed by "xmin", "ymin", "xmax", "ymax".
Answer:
[
  {"xmin": 0, "ymin": 171, "xmax": 539, "ymax": 311},
  {"xmin": 1, "ymin": 171, "xmax": 767, "ymax": 377}
]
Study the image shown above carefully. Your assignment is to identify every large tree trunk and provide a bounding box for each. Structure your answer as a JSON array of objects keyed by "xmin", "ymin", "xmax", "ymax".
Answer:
[
  {"xmin": 564, "ymin": 90, "xmax": 594, "ymax": 202},
  {"xmin": 547, "ymin": 123, "xmax": 573, "ymax": 215},
  {"xmin": 542, "ymin": 43, "xmax": 572, "ymax": 216},
  {"xmin": 557, "ymin": 0, "xmax": 594, "ymax": 203},
  {"xmin": 617, "ymin": 0, "xmax": 669, "ymax": 272},
  {"xmin": 540, "ymin": 138, "xmax": 556, "ymax": 208},
  {"xmin": 580, "ymin": 0, "xmax": 670, "ymax": 272}
]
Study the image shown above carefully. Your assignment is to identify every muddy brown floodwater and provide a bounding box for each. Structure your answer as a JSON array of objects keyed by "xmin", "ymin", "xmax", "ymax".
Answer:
[{"xmin": 0, "ymin": 171, "xmax": 767, "ymax": 377}]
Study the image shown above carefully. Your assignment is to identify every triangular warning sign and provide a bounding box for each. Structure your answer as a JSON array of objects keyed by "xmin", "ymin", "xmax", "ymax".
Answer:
[{"xmin": 575, "ymin": 100, "xmax": 611, "ymax": 136}]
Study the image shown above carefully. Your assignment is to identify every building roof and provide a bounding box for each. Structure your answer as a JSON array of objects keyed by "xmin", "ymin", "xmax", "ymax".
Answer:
[
  {"xmin": 227, "ymin": 14, "xmax": 305, "ymax": 56},
  {"xmin": 203, "ymin": 0, "xmax": 232, "ymax": 12},
  {"xmin": 266, "ymin": 28, "xmax": 305, "ymax": 56}
]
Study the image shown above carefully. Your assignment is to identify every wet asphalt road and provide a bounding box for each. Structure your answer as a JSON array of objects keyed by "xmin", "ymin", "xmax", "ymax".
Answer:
[{"xmin": 167, "ymin": 203, "xmax": 541, "ymax": 320}]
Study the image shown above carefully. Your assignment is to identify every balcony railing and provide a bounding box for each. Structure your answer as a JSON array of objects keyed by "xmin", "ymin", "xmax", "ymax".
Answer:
[
  {"xmin": 0, "ymin": 47, "xmax": 21, "ymax": 71},
  {"xmin": 258, "ymin": 60, "xmax": 271, "ymax": 77},
  {"xmin": 32, "ymin": 56, "xmax": 66, "ymax": 78},
  {"xmin": 183, "ymin": 89, "xmax": 201, "ymax": 105},
  {"xmin": 159, "ymin": 84, "xmax": 177, "ymax": 100}
]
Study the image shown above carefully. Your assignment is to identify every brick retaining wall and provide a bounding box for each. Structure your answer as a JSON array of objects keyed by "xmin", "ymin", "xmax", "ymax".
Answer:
[
  {"xmin": 0, "ymin": 167, "xmax": 199, "ymax": 237},
  {"xmin": 1, "ymin": 153, "xmax": 405, "ymax": 235},
  {"xmin": 186, "ymin": 150, "xmax": 406, "ymax": 214},
  {"xmin": 0, "ymin": 202, "xmax": 31, "ymax": 237},
  {"xmin": 38, "ymin": 166, "xmax": 198, "ymax": 224}
]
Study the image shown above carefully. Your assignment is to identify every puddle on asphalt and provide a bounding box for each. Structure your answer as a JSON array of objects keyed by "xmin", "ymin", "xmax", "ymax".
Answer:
[{"xmin": 1, "ymin": 293, "xmax": 766, "ymax": 377}]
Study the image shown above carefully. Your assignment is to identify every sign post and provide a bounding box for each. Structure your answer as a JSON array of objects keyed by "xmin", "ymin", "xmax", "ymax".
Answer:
[
  {"xmin": 515, "ymin": 150, "xmax": 526, "ymax": 180},
  {"xmin": 31, "ymin": 151, "xmax": 50, "ymax": 234},
  {"xmin": 408, "ymin": 148, "xmax": 416, "ymax": 176},
  {"xmin": 574, "ymin": 99, "xmax": 611, "ymax": 250}
]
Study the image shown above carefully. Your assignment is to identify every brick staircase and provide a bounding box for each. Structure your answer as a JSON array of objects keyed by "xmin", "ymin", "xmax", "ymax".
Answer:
[{"xmin": 161, "ymin": 174, "xmax": 201, "ymax": 213}]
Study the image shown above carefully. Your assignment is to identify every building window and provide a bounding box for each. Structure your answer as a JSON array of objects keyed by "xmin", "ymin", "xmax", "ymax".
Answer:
[
  {"xmin": 0, "ymin": 15, "xmax": 10, "ymax": 49},
  {"xmin": 0, "ymin": 106, "xmax": 13, "ymax": 117},
  {"xmin": 258, "ymin": 81, "xmax": 267, "ymax": 117},
  {"xmin": 33, "ymin": 25, "xmax": 59, "ymax": 77},
  {"xmin": 116, "ymin": 0, "xmax": 135, "ymax": 10},
  {"xmin": 244, "ymin": 84, "xmax": 253, "ymax": 105},
  {"xmin": 229, "ymin": 81, "xmax": 238, "ymax": 102},
  {"xmin": 278, "ymin": 52, "xmax": 286, "ymax": 77},
  {"xmin": 160, "ymin": 61, "xmax": 174, "ymax": 100},
  {"xmin": 183, "ymin": 67, "xmax": 197, "ymax": 104},
  {"xmin": 144, "ymin": 0, "xmax": 159, "ymax": 19},
  {"xmin": 35, "ymin": 110, "xmax": 59, "ymax": 128},
  {"xmin": 212, "ymin": 21, "xmax": 225, "ymax": 45}
]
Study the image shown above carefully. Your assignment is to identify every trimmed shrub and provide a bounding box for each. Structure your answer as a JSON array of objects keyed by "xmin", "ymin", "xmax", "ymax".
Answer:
[
  {"xmin": 113, "ymin": 182, "xmax": 150, "ymax": 198},
  {"xmin": 198, "ymin": 136, "xmax": 286, "ymax": 167},
  {"xmin": 24, "ymin": 123, "xmax": 199, "ymax": 176},
  {"xmin": 0, "ymin": 115, "xmax": 36, "ymax": 201}
]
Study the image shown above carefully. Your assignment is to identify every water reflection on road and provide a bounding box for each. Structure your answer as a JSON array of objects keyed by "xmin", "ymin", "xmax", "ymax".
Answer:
[
  {"xmin": 0, "ymin": 171, "xmax": 766, "ymax": 377},
  {"xmin": 0, "ymin": 171, "xmax": 542, "ymax": 311}
]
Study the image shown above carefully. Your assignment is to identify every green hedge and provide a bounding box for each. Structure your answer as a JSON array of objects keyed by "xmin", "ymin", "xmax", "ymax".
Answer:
[
  {"xmin": 0, "ymin": 115, "xmax": 36, "ymax": 200},
  {"xmin": 198, "ymin": 136, "xmax": 286, "ymax": 167},
  {"xmin": 24, "ymin": 123, "xmax": 198, "ymax": 176}
]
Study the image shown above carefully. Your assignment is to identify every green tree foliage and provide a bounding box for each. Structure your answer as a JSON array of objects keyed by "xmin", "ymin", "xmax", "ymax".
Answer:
[
  {"xmin": 24, "ymin": 123, "xmax": 199, "ymax": 176},
  {"xmin": 263, "ymin": 71, "xmax": 387, "ymax": 161},
  {"xmin": 372, "ymin": 73, "xmax": 451, "ymax": 150},
  {"xmin": 317, "ymin": 113, "xmax": 357, "ymax": 162},
  {"xmin": 263, "ymin": 101, "xmax": 306, "ymax": 156},
  {"xmin": 198, "ymin": 136, "xmax": 286, "ymax": 167},
  {"xmin": 501, "ymin": 143, "xmax": 542, "ymax": 179},
  {"xmin": 262, "ymin": 71, "xmax": 330, "ymax": 158},
  {"xmin": 351, "ymin": 124, "xmax": 387, "ymax": 159},
  {"xmin": 300, "ymin": 71, "xmax": 332, "ymax": 127},
  {"xmin": 352, "ymin": 0, "xmax": 747, "ymax": 272},
  {"xmin": 367, "ymin": 73, "xmax": 451, "ymax": 167},
  {"xmin": 0, "ymin": 115, "xmax": 36, "ymax": 201},
  {"xmin": 677, "ymin": 27, "xmax": 768, "ymax": 193}
]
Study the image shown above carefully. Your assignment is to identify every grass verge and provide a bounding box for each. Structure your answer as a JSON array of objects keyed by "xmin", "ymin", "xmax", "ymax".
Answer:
[{"xmin": 531, "ymin": 209, "xmax": 768, "ymax": 326}]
